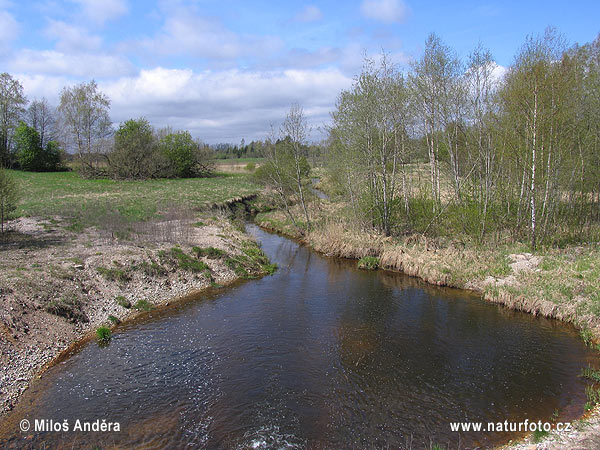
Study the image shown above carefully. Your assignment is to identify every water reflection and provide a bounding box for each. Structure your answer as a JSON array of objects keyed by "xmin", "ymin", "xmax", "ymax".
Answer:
[{"xmin": 0, "ymin": 225, "xmax": 597, "ymax": 449}]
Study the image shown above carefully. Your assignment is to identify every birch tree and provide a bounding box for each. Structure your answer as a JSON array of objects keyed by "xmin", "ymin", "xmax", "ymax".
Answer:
[
  {"xmin": 58, "ymin": 80, "xmax": 112, "ymax": 175},
  {"xmin": 0, "ymin": 73, "xmax": 27, "ymax": 167}
]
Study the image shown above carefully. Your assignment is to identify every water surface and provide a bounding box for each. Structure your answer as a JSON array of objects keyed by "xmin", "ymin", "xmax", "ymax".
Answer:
[{"xmin": 0, "ymin": 225, "xmax": 597, "ymax": 449}]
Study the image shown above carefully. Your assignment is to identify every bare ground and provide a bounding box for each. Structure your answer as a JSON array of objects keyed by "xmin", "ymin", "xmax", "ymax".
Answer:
[{"xmin": 0, "ymin": 214, "xmax": 265, "ymax": 417}]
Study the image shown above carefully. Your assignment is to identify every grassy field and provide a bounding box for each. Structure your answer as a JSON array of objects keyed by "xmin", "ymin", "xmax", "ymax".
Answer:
[
  {"xmin": 8, "ymin": 170, "xmax": 259, "ymax": 229},
  {"xmin": 214, "ymin": 157, "xmax": 265, "ymax": 165}
]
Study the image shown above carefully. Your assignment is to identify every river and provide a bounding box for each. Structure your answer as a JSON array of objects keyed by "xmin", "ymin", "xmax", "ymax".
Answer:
[{"xmin": 0, "ymin": 224, "xmax": 597, "ymax": 449}]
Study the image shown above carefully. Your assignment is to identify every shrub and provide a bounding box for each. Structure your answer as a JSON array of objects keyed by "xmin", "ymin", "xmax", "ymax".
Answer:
[
  {"xmin": 159, "ymin": 131, "xmax": 214, "ymax": 178},
  {"xmin": 14, "ymin": 122, "xmax": 63, "ymax": 172},
  {"xmin": 96, "ymin": 326, "xmax": 111, "ymax": 345},
  {"xmin": 109, "ymin": 118, "xmax": 161, "ymax": 179},
  {"xmin": 245, "ymin": 162, "xmax": 256, "ymax": 172}
]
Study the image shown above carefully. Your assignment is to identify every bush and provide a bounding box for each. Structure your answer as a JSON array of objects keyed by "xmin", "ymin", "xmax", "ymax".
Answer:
[
  {"xmin": 245, "ymin": 162, "xmax": 256, "ymax": 172},
  {"xmin": 159, "ymin": 131, "xmax": 214, "ymax": 178},
  {"xmin": 109, "ymin": 118, "xmax": 161, "ymax": 179},
  {"xmin": 14, "ymin": 122, "xmax": 63, "ymax": 172}
]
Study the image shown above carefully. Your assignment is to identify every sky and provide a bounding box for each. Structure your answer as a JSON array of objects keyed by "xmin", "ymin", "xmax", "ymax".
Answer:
[{"xmin": 1, "ymin": 0, "xmax": 599, "ymax": 144}]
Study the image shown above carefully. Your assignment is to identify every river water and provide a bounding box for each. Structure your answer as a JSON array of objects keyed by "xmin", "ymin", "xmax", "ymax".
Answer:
[{"xmin": 0, "ymin": 224, "xmax": 597, "ymax": 449}]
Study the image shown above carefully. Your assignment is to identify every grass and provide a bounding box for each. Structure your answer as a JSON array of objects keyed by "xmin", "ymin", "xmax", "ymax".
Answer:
[
  {"xmin": 133, "ymin": 299, "xmax": 153, "ymax": 311},
  {"xmin": 585, "ymin": 385, "xmax": 600, "ymax": 411},
  {"xmin": 8, "ymin": 170, "xmax": 259, "ymax": 229},
  {"xmin": 224, "ymin": 241, "xmax": 277, "ymax": 278},
  {"xmin": 108, "ymin": 315, "xmax": 121, "ymax": 324},
  {"xmin": 97, "ymin": 266, "xmax": 131, "ymax": 283},
  {"xmin": 46, "ymin": 295, "xmax": 87, "ymax": 323},
  {"xmin": 193, "ymin": 246, "xmax": 225, "ymax": 259},
  {"xmin": 115, "ymin": 295, "xmax": 131, "ymax": 308},
  {"xmin": 532, "ymin": 429, "xmax": 550, "ymax": 443},
  {"xmin": 581, "ymin": 366, "xmax": 600, "ymax": 383},
  {"xmin": 158, "ymin": 247, "xmax": 211, "ymax": 273},
  {"xmin": 95, "ymin": 326, "xmax": 111, "ymax": 345},
  {"xmin": 357, "ymin": 256, "xmax": 379, "ymax": 270}
]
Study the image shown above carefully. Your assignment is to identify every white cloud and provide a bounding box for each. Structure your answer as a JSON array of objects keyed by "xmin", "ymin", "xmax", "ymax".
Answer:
[
  {"xmin": 294, "ymin": 5, "xmax": 323, "ymax": 23},
  {"xmin": 71, "ymin": 0, "xmax": 128, "ymax": 26},
  {"xmin": 491, "ymin": 63, "xmax": 508, "ymax": 83},
  {"xmin": 0, "ymin": 10, "xmax": 19, "ymax": 48},
  {"xmin": 9, "ymin": 49, "xmax": 135, "ymax": 78},
  {"xmin": 98, "ymin": 67, "xmax": 352, "ymax": 142},
  {"xmin": 131, "ymin": 8, "xmax": 283, "ymax": 62},
  {"xmin": 44, "ymin": 20, "xmax": 102, "ymax": 52},
  {"xmin": 360, "ymin": 0, "xmax": 408, "ymax": 24}
]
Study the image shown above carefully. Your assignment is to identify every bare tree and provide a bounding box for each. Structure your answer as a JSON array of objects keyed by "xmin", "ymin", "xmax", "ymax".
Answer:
[
  {"xmin": 58, "ymin": 80, "xmax": 112, "ymax": 175},
  {"xmin": 27, "ymin": 98, "xmax": 57, "ymax": 149},
  {"xmin": 281, "ymin": 103, "xmax": 312, "ymax": 230}
]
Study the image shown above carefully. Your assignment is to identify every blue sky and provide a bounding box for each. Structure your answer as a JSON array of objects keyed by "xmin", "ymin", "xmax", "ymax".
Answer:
[{"xmin": 1, "ymin": 0, "xmax": 599, "ymax": 143}]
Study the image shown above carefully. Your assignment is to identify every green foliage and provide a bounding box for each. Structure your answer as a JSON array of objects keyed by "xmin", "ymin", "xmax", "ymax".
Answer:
[
  {"xmin": 96, "ymin": 326, "xmax": 112, "ymax": 345},
  {"xmin": 14, "ymin": 122, "xmax": 43, "ymax": 171},
  {"xmin": 586, "ymin": 385, "xmax": 600, "ymax": 409},
  {"xmin": 0, "ymin": 168, "xmax": 18, "ymax": 233},
  {"xmin": 245, "ymin": 162, "xmax": 256, "ymax": 172},
  {"xmin": 13, "ymin": 122, "xmax": 63, "ymax": 172},
  {"xmin": 159, "ymin": 130, "xmax": 214, "ymax": 178},
  {"xmin": 135, "ymin": 260, "xmax": 168, "ymax": 277},
  {"xmin": 133, "ymin": 299, "xmax": 153, "ymax": 311},
  {"xmin": 357, "ymin": 256, "xmax": 379, "ymax": 270},
  {"xmin": 581, "ymin": 328, "xmax": 595, "ymax": 346},
  {"xmin": 110, "ymin": 118, "xmax": 159, "ymax": 179}
]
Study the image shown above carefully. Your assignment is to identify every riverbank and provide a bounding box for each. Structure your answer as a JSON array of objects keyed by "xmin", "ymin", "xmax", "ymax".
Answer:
[
  {"xmin": 255, "ymin": 204, "xmax": 600, "ymax": 449},
  {"xmin": 0, "ymin": 212, "xmax": 275, "ymax": 417}
]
